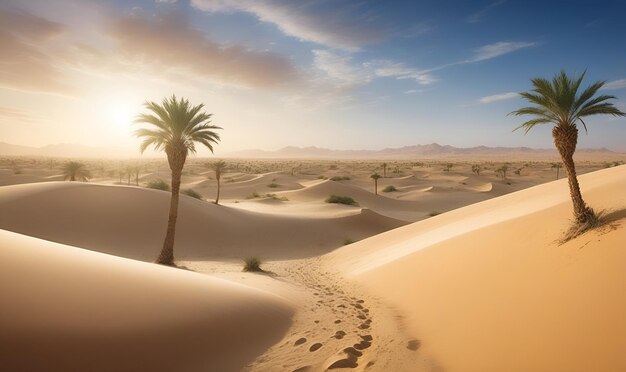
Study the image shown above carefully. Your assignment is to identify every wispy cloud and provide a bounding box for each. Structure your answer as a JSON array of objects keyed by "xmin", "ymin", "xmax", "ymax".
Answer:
[
  {"xmin": 478, "ymin": 92, "xmax": 518, "ymax": 104},
  {"xmin": 312, "ymin": 50, "xmax": 435, "ymax": 90},
  {"xmin": 604, "ymin": 78, "xmax": 626, "ymax": 90},
  {"xmin": 370, "ymin": 61, "xmax": 436, "ymax": 85},
  {"xmin": 0, "ymin": 106, "xmax": 42, "ymax": 123},
  {"xmin": 466, "ymin": 0, "xmax": 505, "ymax": 23},
  {"xmin": 471, "ymin": 41, "xmax": 536, "ymax": 62},
  {"xmin": 191, "ymin": 0, "xmax": 389, "ymax": 50},
  {"xmin": 0, "ymin": 6, "xmax": 73, "ymax": 94},
  {"xmin": 107, "ymin": 11, "xmax": 300, "ymax": 88}
]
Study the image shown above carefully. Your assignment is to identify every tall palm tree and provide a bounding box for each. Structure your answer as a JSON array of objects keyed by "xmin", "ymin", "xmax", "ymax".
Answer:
[
  {"xmin": 208, "ymin": 160, "xmax": 227, "ymax": 205},
  {"xmin": 510, "ymin": 70, "xmax": 624, "ymax": 224},
  {"xmin": 62, "ymin": 161, "xmax": 91, "ymax": 182},
  {"xmin": 371, "ymin": 173, "xmax": 381, "ymax": 195},
  {"xmin": 382, "ymin": 162, "xmax": 388, "ymax": 178},
  {"xmin": 134, "ymin": 95, "xmax": 221, "ymax": 266},
  {"xmin": 551, "ymin": 162, "xmax": 562, "ymax": 180}
]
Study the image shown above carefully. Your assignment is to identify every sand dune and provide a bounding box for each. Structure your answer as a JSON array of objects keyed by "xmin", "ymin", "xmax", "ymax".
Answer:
[
  {"xmin": 327, "ymin": 165, "xmax": 626, "ymax": 372},
  {"xmin": 0, "ymin": 168, "xmax": 63, "ymax": 186},
  {"xmin": 0, "ymin": 182, "xmax": 405, "ymax": 261},
  {"xmin": 187, "ymin": 172, "xmax": 305, "ymax": 200},
  {"xmin": 0, "ymin": 229, "xmax": 294, "ymax": 372}
]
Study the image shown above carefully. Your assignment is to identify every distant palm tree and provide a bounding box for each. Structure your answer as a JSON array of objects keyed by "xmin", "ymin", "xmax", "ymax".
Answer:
[
  {"xmin": 134, "ymin": 95, "xmax": 221, "ymax": 266},
  {"xmin": 62, "ymin": 161, "xmax": 91, "ymax": 182},
  {"xmin": 371, "ymin": 173, "xmax": 381, "ymax": 195},
  {"xmin": 208, "ymin": 160, "xmax": 227, "ymax": 205},
  {"xmin": 510, "ymin": 70, "xmax": 624, "ymax": 224},
  {"xmin": 382, "ymin": 162, "xmax": 388, "ymax": 178},
  {"xmin": 551, "ymin": 162, "xmax": 562, "ymax": 180}
]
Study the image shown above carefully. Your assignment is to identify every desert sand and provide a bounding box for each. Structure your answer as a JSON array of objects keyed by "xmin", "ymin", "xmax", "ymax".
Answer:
[{"xmin": 0, "ymin": 158, "xmax": 624, "ymax": 371}]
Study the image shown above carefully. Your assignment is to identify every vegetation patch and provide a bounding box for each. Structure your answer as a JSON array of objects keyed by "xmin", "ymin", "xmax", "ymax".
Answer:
[
  {"xmin": 561, "ymin": 210, "xmax": 606, "ymax": 243},
  {"xmin": 267, "ymin": 182, "xmax": 280, "ymax": 188},
  {"xmin": 243, "ymin": 257, "xmax": 264, "ymax": 272},
  {"xmin": 330, "ymin": 176, "xmax": 351, "ymax": 181},
  {"xmin": 428, "ymin": 211, "xmax": 441, "ymax": 217},
  {"xmin": 326, "ymin": 195, "xmax": 358, "ymax": 206},
  {"xmin": 343, "ymin": 238, "xmax": 358, "ymax": 245},
  {"xmin": 182, "ymin": 189, "xmax": 203, "ymax": 200},
  {"xmin": 146, "ymin": 179, "xmax": 170, "ymax": 191},
  {"xmin": 383, "ymin": 185, "xmax": 397, "ymax": 192}
]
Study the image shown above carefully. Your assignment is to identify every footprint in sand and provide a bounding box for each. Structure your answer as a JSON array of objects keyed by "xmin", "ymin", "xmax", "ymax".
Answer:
[
  {"xmin": 334, "ymin": 319, "xmax": 341, "ymax": 324},
  {"xmin": 333, "ymin": 330, "xmax": 346, "ymax": 339},
  {"xmin": 309, "ymin": 343, "xmax": 323, "ymax": 352},
  {"xmin": 360, "ymin": 335, "xmax": 373, "ymax": 342},
  {"xmin": 354, "ymin": 340, "xmax": 371, "ymax": 350},
  {"xmin": 358, "ymin": 323, "xmax": 370, "ymax": 330},
  {"xmin": 294, "ymin": 337, "xmax": 307, "ymax": 346},
  {"xmin": 407, "ymin": 339, "xmax": 421, "ymax": 351}
]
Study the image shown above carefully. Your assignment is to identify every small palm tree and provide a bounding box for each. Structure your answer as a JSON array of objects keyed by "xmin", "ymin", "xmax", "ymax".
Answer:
[
  {"xmin": 471, "ymin": 164, "xmax": 481, "ymax": 176},
  {"xmin": 510, "ymin": 70, "xmax": 624, "ymax": 224},
  {"xmin": 371, "ymin": 173, "xmax": 381, "ymax": 195},
  {"xmin": 382, "ymin": 162, "xmax": 388, "ymax": 178},
  {"xmin": 62, "ymin": 161, "xmax": 91, "ymax": 182},
  {"xmin": 134, "ymin": 95, "xmax": 221, "ymax": 266},
  {"xmin": 550, "ymin": 162, "xmax": 562, "ymax": 180},
  {"xmin": 208, "ymin": 160, "xmax": 227, "ymax": 205}
]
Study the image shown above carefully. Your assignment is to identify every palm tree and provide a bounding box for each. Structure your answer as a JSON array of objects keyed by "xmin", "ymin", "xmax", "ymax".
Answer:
[
  {"xmin": 62, "ymin": 161, "xmax": 91, "ymax": 182},
  {"xmin": 551, "ymin": 162, "xmax": 562, "ymax": 180},
  {"xmin": 208, "ymin": 160, "xmax": 227, "ymax": 205},
  {"xmin": 134, "ymin": 95, "xmax": 221, "ymax": 266},
  {"xmin": 382, "ymin": 162, "xmax": 388, "ymax": 178},
  {"xmin": 371, "ymin": 173, "xmax": 381, "ymax": 195},
  {"xmin": 510, "ymin": 70, "xmax": 624, "ymax": 224}
]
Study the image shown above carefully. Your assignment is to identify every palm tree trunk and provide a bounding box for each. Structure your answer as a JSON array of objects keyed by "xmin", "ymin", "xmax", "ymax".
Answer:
[
  {"xmin": 215, "ymin": 177, "xmax": 221, "ymax": 205},
  {"xmin": 374, "ymin": 179, "xmax": 378, "ymax": 195},
  {"xmin": 552, "ymin": 125, "xmax": 595, "ymax": 224},
  {"xmin": 157, "ymin": 147, "xmax": 187, "ymax": 266}
]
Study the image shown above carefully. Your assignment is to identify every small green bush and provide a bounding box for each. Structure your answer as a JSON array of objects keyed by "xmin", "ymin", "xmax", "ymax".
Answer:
[
  {"xmin": 246, "ymin": 192, "xmax": 260, "ymax": 199},
  {"xmin": 383, "ymin": 185, "xmax": 397, "ymax": 192},
  {"xmin": 428, "ymin": 211, "xmax": 441, "ymax": 217},
  {"xmin": 343, "ymin": 238, "xmax": 358, "ymax": 245},
  {"xmin": 182, "ymin": 189, "xmax": 203, "ymax": 200},
  {"xmin": 330, "ymin": 176, "xmax": 351, "ymax": 181},
  {"xmin": 146, "ymin": 179, "xmax": 170, "ymax": 191},
  {"xmin": 326, "ymin": 195, "xmax": 357, "ymax": 206},
  {"xmin": 267, "ymin": 182, "xmax": 280, "ymax": 188},
  {"xmin": 243, "ymin": 257, "xmax": 264, "ymax": 272}
]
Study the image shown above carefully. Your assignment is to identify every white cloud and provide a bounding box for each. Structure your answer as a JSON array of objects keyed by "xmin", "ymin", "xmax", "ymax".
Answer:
[
  {"xmin": 466, "ymin": 0, "xmax": 505, "ymax": 23},
  {"xmin": 312, "ymin": 50, "xmax": 435, "ymax": 90},
  {"xmin": 191, "ymin": 0, "xmax": 388, "ymax": 50},
  {"xmin": 478, "ymin": 92, "xmax": 518, "ymax": 104},
  {"xmin": 471, "ymin": 41, "xmax": 536, "ymax": 61},
  {"xmin": 604, "ymin": 78, "xmax": 626, "ymax": 90},
  {"xmin": 370, "ymin": 61, "xmax": 435, "ymax": 85}
]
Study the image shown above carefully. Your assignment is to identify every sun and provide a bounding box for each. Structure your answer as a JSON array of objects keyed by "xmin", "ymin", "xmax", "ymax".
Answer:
[{"xmin": 106, "ymin": 100, "xmax": 136, "ymax": 135}]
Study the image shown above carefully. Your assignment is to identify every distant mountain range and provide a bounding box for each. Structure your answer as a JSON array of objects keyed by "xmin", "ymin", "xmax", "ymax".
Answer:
[
  {"xmin": 0, "ymin": 142, "xmax": 132, "ymax": 158},
  {"xmin": 227, "ymin": 143, "xmax": 622, "ymax": 160},
  {"xmin": 1, "ymin": 142, "xmax": 623, "ymax": 161}
]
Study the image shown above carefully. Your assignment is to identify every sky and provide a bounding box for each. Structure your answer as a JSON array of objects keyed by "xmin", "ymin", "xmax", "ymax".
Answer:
[{"xmin": 1, "ymin": 0, "xmax": 625, "ymax": 157}]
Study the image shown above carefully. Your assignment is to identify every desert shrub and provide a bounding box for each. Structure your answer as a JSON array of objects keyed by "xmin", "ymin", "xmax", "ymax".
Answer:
[
  {"xmin": 330, "ymin": 176, "xmax": 351, "ymax": 181},
  {"xmin": 326, "ymin": 195, "xmax": 357, "ymax": 206},
  {"xmin": 428, "ymin": 211, "xmax": 441, "ymax": 217},
  {"xmin": 146, "ymin": 179, "xmax": 170, "ymax": 191},
  {"xmin": 182, "ymin": 189, "xmax": 203, "ymax": 200},
  {"xmin": 343, "ymin": 238, "xmax": 358, "ymax": 245},
  {"xmin": 267, "ymin": 182, "xmax": 280, "ymax": 188},
  {"xmin": 246, "ymin": 192, "xmax": 260, "ymax": 199},
  {"xmin": 383, "ymin": 185, "xmax": 397, "ymax": 192},
  {"xmin": 243, "ymin": 257, "xmax": 264, "ymax": 272}
]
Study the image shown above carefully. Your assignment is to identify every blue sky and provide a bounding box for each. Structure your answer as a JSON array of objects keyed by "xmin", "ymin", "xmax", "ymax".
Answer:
[{"xmin": 1, "ymin": 0, "xmax": 625, "ymax": 154}]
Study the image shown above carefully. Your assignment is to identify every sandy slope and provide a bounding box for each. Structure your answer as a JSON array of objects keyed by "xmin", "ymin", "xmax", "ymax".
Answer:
[
  {"xmin": 326, "ymin": 165, "xmax": 626, "ymax": 372},
  {"xmin": 278, "ymin": 179, "xmax": 495, "ymax": 221},
  {"xmin": 0, "ymin": 229, "xmax": 294, "ymax": 372},
  {"xmin": 0, "ymin": 182, "xmax": 405, "ymax": 261}
]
